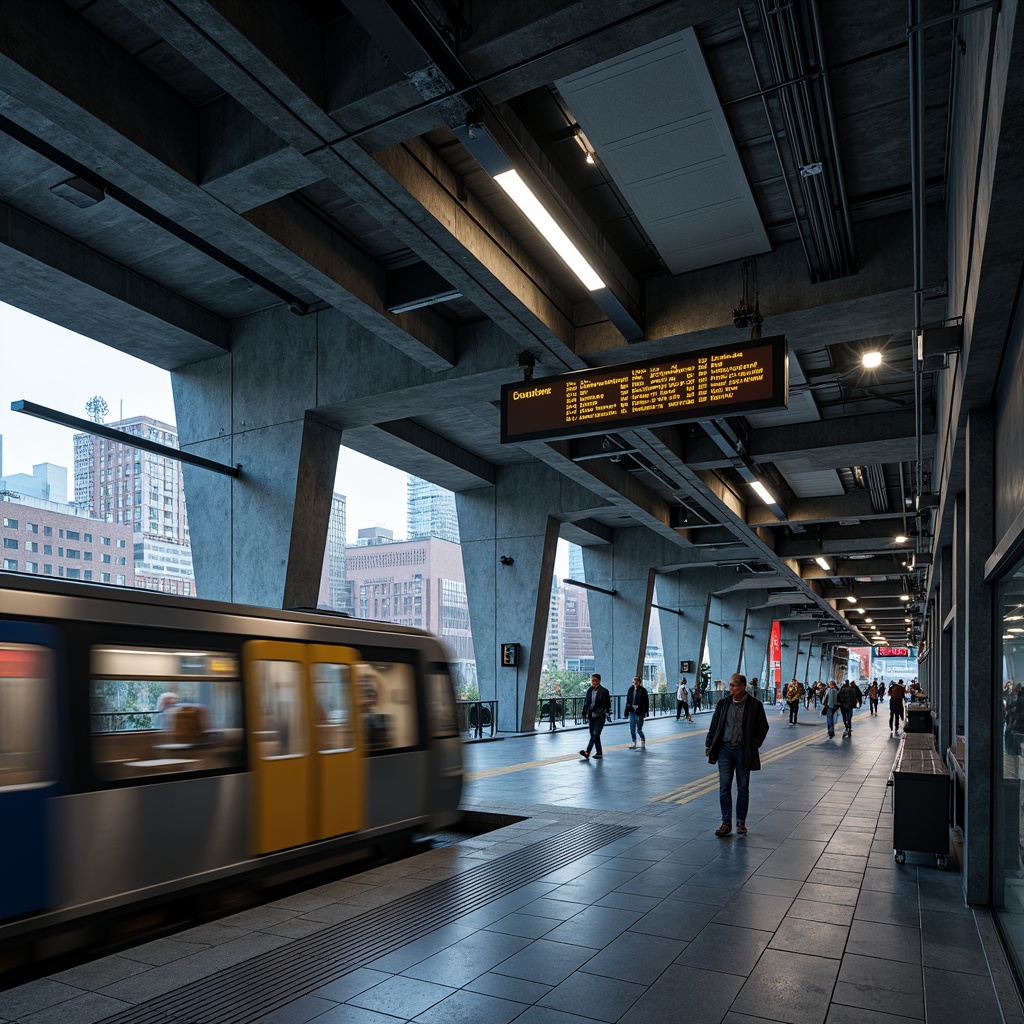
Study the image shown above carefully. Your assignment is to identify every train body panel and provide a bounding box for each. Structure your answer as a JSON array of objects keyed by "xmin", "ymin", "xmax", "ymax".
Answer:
[
  {"xmin": 0, "ymin": 572, "xmax": 463, "ymax": 947},
  {"xmin": 51, "ymin": 774, "xmax": 249, "ymax": 907}
]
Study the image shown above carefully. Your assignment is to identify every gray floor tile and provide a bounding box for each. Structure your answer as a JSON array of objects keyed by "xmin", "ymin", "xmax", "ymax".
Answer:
[
  {"xmin": 787, "ymin": 897, "xmax": 856, "ymax": 927},
  {"xmin": 413, "ymin": 988, "xmax": 528, "ymax": 1024},
  {"xmin": 539, "ymin": 971, "xmax": 646, "ymax": 1022},
  {"xmin": 485, "ymin": 911, "xmax": 561, "ymax": 938},
  {"xmin": 923, "ymin": 966, "xmax": 1003, "ymax": 1024},
  {"xmin": 520, "ymin": 896, "xmax": 587, "ymax": 920},
  {"xmin": 365, "ymin": 924, "xmax": 476, "ymax": 973},
  {"xmin": 18, "ymin": 992, "xmax": 131, "ymax": 1024},
  {"xmin": 579, "ymin": 930, "xmax": 686, "ymax": 982},
  {"xmin": 847, "ymin": 919, "xmax": 921, "ymax": 963},
  {"xmin": 630, "ymin": 896, "xmax": 720, "ymax": 941},
  {"xmin": 491, "ymin": 937, "xmax": 596, "ymax": 986},
  {"xmin": 674, "ymin": 922, "xmax": 772, "ymax": 976},
  {"xmin": 713, "ymin": 891, "xmax": 793, "ymax": 931},
  {"xmin": 311, "ymin": 969, "xmax": 393, "ymax": 1003},
  {"xmin": 596, "ymin": 890, "xmax": 661, "ymax": 913},
  {"xmin": 50, "ymin": 955, "xmax": 149, "ymax": 991},
  {"xmin": 920, "ymin": 909, "xmax": 990, "ymax": 975},
  {"xmin": 402, "ymin": 930, "xmax": 532, "ymax": 987},
  {"xmin": 732, "ymin": 949, "xmax": 840, "ymax": 1024},
  {"xmin": 826, "ymin": 1006, "xmax": 923, "ymax": 1024},
  {"xmin": 854, "ymin": 889, "xmax": 921, "ymax": 926},
  {"xmin": 619, "ymin": 963, "xmax": 743, "ymax": 1024},
  {"xmin": 0, "ymin": 980, "xmax": 87, "ymax": 1019},
  {"xmin": 542, "ymin": 904, "xmax": 644, "ymax": 949},
  {"xmin": 800, "ymin": 881, "xmax": 861, "ymax": 905},
  {"xmin": 117, "ymin": 936, "xmax": 211, "ymax": 966},
  {"xmin": 310, "ymin": 1005, "xmax": 414, "ymax": 1024},
  {"xmin": 348, "ymin": 976, "xmax": 454, "ymax": 1019},
  {"xmin": 463, "ymin": 971, "xmax": 552, "ymax": 1004},
  {"xmin": 833, "ymin": 953, "xmax": 924, "ymax": 1019},
  {"xmin": 742, "ymin": 874, "xmax": 803, "ymax": 898},
  {"xmin": 770, "ymin": 916, "xmax": 849, "ymax": 959}
]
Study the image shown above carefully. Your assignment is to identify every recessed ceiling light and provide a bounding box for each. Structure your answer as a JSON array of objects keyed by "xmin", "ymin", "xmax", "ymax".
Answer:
[
  {"xmin": 815, "ymin": 556, "xmax": 831, "ymax": 572},
  {"xmin": 862, "ymin": 351, "xmax": 882, "ymax": 368},
  {"xmin": 846, "ymin": 596, "xmax": 857, "ymax": 603},
  {"xmin": 865, "ymin": 617, "xmax": 873, "ymax": 623},
  {"xmin": 900, "ymin": 595, "xmax": 911, "ymax": 601},
  {"xmin": 895, "ymin": 535, "xmax": 908, "ymax": 544}
]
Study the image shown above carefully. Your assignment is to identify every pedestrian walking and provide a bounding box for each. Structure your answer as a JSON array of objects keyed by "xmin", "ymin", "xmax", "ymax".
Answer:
[
  {"xmin": 693, "ymin": 681, "xmax": 703, "ymax": 713},
  {"xmin": 888, "ymin": 679, "xmax": 907, "ymax": 735},
  {"xmin": 822, "ymin": 679, "xmax": 841, "ymax": 738},
  {"xmin": 579, "ymin": 673, "xmax": 611, "ymax": 759},
  {"xmin": 676, "ymin": 678, "xmax": 692, "ymax": 721},
  {"xmin": 838, "ymin": 679, "xmax": 862, "ymax": 738},
  {"xmin": 705, "ymin": 673, "xmax": 769, "ymax": 837},
  {"xmin": 626, "ymin": 675, "xmax": 649, "ymax": 748},
  {"xmin": 784, "ymin": 678, "xmax": 804, "ymax": 724}
]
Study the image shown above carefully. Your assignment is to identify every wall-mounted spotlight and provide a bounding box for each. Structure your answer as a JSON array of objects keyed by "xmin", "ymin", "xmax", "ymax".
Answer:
[{"xmin": 500, "ymin": 555, "xmax": 515, "ymax": 566}]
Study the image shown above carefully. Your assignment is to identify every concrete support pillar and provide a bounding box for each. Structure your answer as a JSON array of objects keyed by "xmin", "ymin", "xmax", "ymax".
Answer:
[
  {"xmin": 171, "ymin": 308, "xmax": 341, "ymax": 607},
  {"xmin": 938, "ymin": 545, "xmax": 955, "ymax": 756},
  {"xmin": 779, "ymin": 621, "xmax": 804, "ymax": 684},
  {"xmin": 740, "ymin": 607, "xmax": 775, "ymax": 688},
  {"xmin": 953, "ymin": 494, "xmax": 967, "ymax": 736},
  {"xmin": 964, "ymin": 409, "xmax": 995, "ymax": 905},
  {"xmin": 654, "ymin": 567, "xmax": 719, "ymax": 691},
  {"xmin": 457, "ymin": 463, "xmax": 589, "ymax": 732},
  {"xmin": 706, "ymin": 590, "xmax": 754, "ymax": 681},
  {"xmin": 581, "ymin": 528, "xmax": 665, "ymax": 696}
]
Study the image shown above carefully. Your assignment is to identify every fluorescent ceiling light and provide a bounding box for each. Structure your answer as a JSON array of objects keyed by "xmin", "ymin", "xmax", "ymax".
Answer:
[
  {"xmin": 900, "ymin": 594, "xmax": 911, "ymax": 602},
  {"xmin": 895, "ymin": 534, "xmax": 908, "ymax": 544},
  {"xmin": 862, "ymin": 351, "xmax": 882, "ymax": 368},
  {"xmin": 846, "ymin": 596, "xmax": 857, "ymax": 603},
  {"xmin": 865, "ymin": 617, "xmax": 873, "ymax": 623},
  {"xmin": 750, "ymin": 480, "xmax": 775, "ymax": 505},
  {"xmin": 814, "ymin": 556, "xmax": 831, "ymax": 571},
  {"xmin": 494, "ymin": 170, "xmax": 605, "ymax": 291}
]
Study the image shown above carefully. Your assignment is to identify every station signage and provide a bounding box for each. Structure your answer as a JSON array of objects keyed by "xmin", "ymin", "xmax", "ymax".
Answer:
[
  {"xmin": 875, "ymin": 647, "xmax": 910, "ymax": 658},
  {"xmin": 500, "ymin": 336, "xmax": 788, "ymax": 444}
]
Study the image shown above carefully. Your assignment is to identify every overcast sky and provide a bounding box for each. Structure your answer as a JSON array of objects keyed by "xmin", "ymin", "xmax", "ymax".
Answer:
[{"xmin": 0, "ymin": 300, "xmax": 571, "ymax": 574}]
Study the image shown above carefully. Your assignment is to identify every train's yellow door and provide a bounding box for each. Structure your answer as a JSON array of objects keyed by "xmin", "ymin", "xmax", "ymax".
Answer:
[
  {"xmin": 244, "ymin": 641, "xmax": 314, "ymax": 854},
  {"xmin": 308, "ymin": 646, "xmax": 365, "ymax": 839}
]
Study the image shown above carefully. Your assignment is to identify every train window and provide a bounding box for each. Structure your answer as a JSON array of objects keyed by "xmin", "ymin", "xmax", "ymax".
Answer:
[
  {"xmin": 89, "ymin": 646, "xmax": 243, "ymax": 781},
  {"xmin": 251, "ymin": 660, "xmax": 308, "ymax": 759},
  {"xmin": 311, "ymin": 663, "xmax": 355, "ymax": 753},
  {"xmin": 0, "ymin": 644, "xmax": 56, "ymax": 791},
  {"xmin": 427, "ymin": 670, "xmax": 460, "ymax": 739},
  {"xmin": 355, "ymin": 661, "xmax": 417, "ymax": 751}
]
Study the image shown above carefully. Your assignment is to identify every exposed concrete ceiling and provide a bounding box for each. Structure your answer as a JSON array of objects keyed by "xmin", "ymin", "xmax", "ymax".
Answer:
[{"xmin": 0, "ymin": 0, "xmax": 1015, "ymax": 648}]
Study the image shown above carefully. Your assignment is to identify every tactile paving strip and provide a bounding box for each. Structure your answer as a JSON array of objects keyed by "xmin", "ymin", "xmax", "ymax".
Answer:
[{"xmin": 100, "ymin": 821, "xmax": 635, "ymax": 1024}]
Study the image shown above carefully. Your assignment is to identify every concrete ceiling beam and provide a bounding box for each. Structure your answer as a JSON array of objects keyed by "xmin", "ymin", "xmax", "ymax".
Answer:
[
  {"xmin": 242, "ymin": 196, "xmax": 455, "ymax": 369},
  {"xmin": 0, "ymin": 200, "xmax": 228, "ymax": 368},
  {"xmin": 375, "ymin": 419, "xmax": 496, "ymax": 488},
  {"xmin": 747, "ymin": 491, "xmax": 904, "ymax": 528},
  {"xmin": 325, "ymin": 0, "xmax": 742, "ymax": 150},
  {"xmin": 122, "ymin": 0, "xmax": 586, "ymax": 370},
  {"xmin": 680, "ymin": 409, "xmax": 931, "ymax": 471}
]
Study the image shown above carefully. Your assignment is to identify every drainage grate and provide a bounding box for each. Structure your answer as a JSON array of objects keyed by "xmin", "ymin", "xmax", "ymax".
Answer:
[{"xmin": 100, "ymin": 822, "xmax": 635, "ymax": 1024}]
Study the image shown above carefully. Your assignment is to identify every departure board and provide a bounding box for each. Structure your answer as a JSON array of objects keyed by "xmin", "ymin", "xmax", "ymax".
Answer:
[{"xmin": 500, "ymin": 336, "xmax": 788, "ymax": 444}]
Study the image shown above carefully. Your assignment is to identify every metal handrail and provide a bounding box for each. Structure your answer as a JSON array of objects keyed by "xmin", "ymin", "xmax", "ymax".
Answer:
[{"xmin": 456, "ymin": 700, "xmax": 498, "ymax": 739}]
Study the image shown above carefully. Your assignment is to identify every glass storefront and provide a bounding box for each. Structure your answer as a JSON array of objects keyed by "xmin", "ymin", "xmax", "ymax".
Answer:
[{"xmin": 996, "ymin": 560, "xmax": 1024, "ymax": 973}]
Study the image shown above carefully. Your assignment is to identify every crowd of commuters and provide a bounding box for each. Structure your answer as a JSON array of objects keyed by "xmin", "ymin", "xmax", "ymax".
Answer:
[{"xmin": 577, "ymin": 669, "xmax": 917, "ymax": 838}]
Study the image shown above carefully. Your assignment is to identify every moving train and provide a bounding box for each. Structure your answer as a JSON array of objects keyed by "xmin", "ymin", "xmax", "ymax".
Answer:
[{"xmin": 0, "ymin": 571, "xmax": 463, "ymax": 956}]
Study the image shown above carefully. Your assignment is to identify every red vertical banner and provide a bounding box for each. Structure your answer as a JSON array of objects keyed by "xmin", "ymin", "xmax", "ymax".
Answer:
[{"xmin": 770, "ymin": 621, "xmax": 782, "ymax": 701}]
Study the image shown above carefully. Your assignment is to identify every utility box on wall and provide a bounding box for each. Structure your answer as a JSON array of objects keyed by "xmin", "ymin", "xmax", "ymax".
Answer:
[
  {"xmin": 501, "ymin": 643, "xmax": 519, "ymax": 667},
  {"xmin": 680, "ymin": 660, "xmax": 694, "ymax": 673}
]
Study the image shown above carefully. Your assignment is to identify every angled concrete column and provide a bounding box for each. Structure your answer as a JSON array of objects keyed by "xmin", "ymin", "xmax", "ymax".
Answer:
[
  {"xmin": 778, "ymin": 621, "xmax": 805, "ymax": 684},
  {"xmin": 937, "ymin": 545, "xmax": 954, "ymax": 757},
  {"xmin": 456, "ymin": 463, "xmax": 593, "ymax": 732},
  {"xmin": 952, "ymin": 494, "xmax": 967, "ymax": 736},
  {"xmin": 706, "ymin": 590, "xmax": 749, "ymax": 681},
  {"xmin": 171, "ymin": 306, "xmax": 340, "ymax": 607},
  {"xmin": 656, "ymin": 567, "xmax": 720, "ymax": 690},
  {"xmin": 581, "ymin": 528, "xmax": 664, "ymax": 696},
  {"xmin": 964, "ymin": 410, "xmax": 995, "ymax": 905},
  {"xmin": 740, "ymin": 606, "xmax": 776, "ymax": 693}
]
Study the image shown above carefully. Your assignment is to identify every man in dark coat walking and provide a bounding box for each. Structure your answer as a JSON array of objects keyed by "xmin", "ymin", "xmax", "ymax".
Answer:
[
  {"xmin": 580, "ymin": 673, "xmax": 611, "ymax": 760},
  {"xmin": 705, "ymin": 673, "xmax": 770, "ymax": 837}
]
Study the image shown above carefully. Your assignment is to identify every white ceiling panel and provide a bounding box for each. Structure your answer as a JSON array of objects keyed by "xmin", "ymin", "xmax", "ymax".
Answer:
[{"xmin": 558, "ymin": 28, "xmax": 770, "ymax": 275}]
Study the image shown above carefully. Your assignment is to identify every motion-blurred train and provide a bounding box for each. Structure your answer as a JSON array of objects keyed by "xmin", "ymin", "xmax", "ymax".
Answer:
[{"xmin": 0, "ymin": 571, "xmax": 463, "ymax": 953}]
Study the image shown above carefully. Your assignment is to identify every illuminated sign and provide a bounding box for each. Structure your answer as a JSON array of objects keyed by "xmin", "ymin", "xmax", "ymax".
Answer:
[
  {"xmin": 875, "ymin": 647, "xmax": 910, "ymax": 658},
  {"xmin": 500, "ymin": 336, "xmax": 788, "ymax": 444}
]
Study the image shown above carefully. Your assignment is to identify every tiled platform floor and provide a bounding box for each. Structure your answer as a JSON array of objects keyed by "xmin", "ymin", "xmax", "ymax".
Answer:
[{"xmin": 2, "ymin": 705, "xmax": 1022, "ymax": 1024}]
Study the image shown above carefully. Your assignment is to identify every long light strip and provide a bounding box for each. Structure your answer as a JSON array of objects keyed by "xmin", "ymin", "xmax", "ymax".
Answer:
[
  {"xmin": 814, "ymin": 556, "xmax": 831, "ymax": 572},
  {"xmin": 750, "ymin": 480, "xmax": 776, "ymax": 505},
  {"xmin": 494, "ymin": 169, "xmax": 605, "ymax": 291}
]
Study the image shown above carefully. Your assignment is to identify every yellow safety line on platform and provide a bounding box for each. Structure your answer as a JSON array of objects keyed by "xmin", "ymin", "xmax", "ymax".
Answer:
[
  {"xmin": 651, "ymin": 730, "xmax": 824, "ymax": 805},
  {"xmin": 465, "ymin": 727, "xmax": 706, "ymax": 780}
]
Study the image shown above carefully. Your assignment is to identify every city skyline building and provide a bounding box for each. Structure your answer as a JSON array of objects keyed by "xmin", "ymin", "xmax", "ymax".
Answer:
[
  {"xmin": 407, "ymin": 477, "xmax": 459, "ymax": 543},
  {"xmin": 321, "ymin": 492, "xmax": 348, "ymax": 613},
  {"xmin": 73, "ymin": 414, "xmax": 195, "ymax": 596}
]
